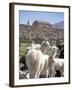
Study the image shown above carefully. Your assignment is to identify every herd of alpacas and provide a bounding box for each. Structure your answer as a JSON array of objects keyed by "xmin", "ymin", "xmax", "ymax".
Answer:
[{"xmin": 19, "ymin": 41, "xmax": 64, "ymax": 79}]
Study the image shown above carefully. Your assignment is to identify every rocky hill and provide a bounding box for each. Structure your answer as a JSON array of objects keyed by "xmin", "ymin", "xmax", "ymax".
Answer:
[{"xmin": 19, "ymin": 20, "xmax": 64, "ymax": 45}]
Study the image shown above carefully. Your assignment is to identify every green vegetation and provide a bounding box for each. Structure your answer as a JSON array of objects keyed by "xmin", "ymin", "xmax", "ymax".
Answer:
[{"xmin": 19, "ymin": 43, "xmax": 29, "ymax": 59}]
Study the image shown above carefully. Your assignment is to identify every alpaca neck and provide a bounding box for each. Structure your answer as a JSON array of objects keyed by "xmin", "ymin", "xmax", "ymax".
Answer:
[
  {"xmin": 40, "ymin": 46, "xmax": 46, "ymax": 54},
  {"xmin": 53, "ymin": 51, "xmax": 57, "ymax": 58}
]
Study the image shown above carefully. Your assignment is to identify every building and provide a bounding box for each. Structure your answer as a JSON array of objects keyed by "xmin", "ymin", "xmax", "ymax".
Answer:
[{"xmin": 32, "ymin": 20, "xmax": 52, "ymax": 28}]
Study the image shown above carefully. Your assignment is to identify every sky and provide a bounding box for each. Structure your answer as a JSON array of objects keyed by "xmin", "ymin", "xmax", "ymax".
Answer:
[{"xmin": 19, "ymin": 10, "xmax": 64, "ymax": 25}]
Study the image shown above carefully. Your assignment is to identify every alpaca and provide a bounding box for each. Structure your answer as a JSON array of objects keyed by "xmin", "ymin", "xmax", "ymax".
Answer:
[
  {"xmin": 26, "ymin": 41, "xmax": 51, "ymax": 78},
  {"xmin": 43, "ymin": 45, "xmax": 64, "ymax": 77},
  {"xmin": 49, "ymin": 58, "xmax": 64, "ymax": 77},
  {"xmin": 27, "ymin": 41, "xmax": 41, "ymax": 51}
]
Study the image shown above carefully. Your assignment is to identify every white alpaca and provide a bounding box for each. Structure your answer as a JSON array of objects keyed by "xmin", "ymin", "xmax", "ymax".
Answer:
[
  {"xmin": 26, "ymin": 41, "xmax": 51, "ymax": 78},
  {"xmin": 31, "ymin": 43, "xmax": 41, "ymax": 50},
  {"xmin": 26, "ymin": 49, "xmax": 45, "ymax": 78},
  {"xmin": 27, "ymin": 41, "xmax": 51, "ymax": 51},
  {"xmin": 40, "ymin": 55, "xmax": 49, "ymax": 77},
  {"xmin": 54, "ymin": 58, "xmax": 64, "ymax": 76},
  {"xmin": 49, "ymin": 58, "xmax": 64, "ymax": 77},
  {"xmin": 41, "ymin": 45, "xmax": 64, "ymax": 78},
  {"xmin": 27, "ymin": 41, "xmax": 41, "ymax": 51},
  {"xmin": 46, "ymin": 45, "xmax": 64, "ymax": 77},
  {"xmin": 40, "ymin": 55, "xmax": 54, "ymax": 78}
]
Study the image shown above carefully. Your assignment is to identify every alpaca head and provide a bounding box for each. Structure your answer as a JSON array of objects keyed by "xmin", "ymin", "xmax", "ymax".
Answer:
[
  {"xmin": 41, "ymin": 40, "xmax": 51, "ymax": 53},
  {"xmin": 41, "ymin": 41, "xmax": 51, "ymax": 47},
  {"xmin": 51, "ymin": 46, "xmax": 58, "ymax": 57},
  {"xmin": 52, "ymin": 46, "xmax": 58, "ymax": 51}
]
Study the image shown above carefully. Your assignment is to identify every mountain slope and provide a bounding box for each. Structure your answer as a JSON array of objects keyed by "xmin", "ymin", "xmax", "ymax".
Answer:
[{"xmin": 52, "ymin": 21, "xmax": 64, "ymax": 29}]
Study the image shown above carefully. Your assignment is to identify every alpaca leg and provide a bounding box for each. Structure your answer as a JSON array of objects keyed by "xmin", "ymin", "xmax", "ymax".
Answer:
[
  {"xmin": 60, "ymin": 67, "xmax": 64, "ymax": 77},
  {"xmin": 59, "ymin": 63, "xmax": 64, "ymax": 77},
  {"xmin": 35, "ymin": 72, "xmax": 38, "ymax": 78},
  {"xmin": 37, "ymin": 67, "xmax": 43, "ymax": 78},
  {"xmin": 35, "ymin": 65, "xmax": 43, "ymax": 78},
  {"xmin": 50, "ymin": 66, "xmax": 56, "ymax": 77},
  {"xmin": 29, "ymin": 70, "xmax": 34, "ymax": 79},
  {"xmin": 29, "ymin": 68, "xmax": 36, "ymax": 79},
  {"xmin": 51, "ymin": 70, "xmax": 56, "ymax": 77},
  {"xmin": 45, "ymin": 69, "xmax": 49, "ymax": 78},
  {"xmin": 45, "ymin": 67, "xmax": 50, "ymax": 78},
  {"xmin": 35, "ymin": 69, "xmax": 40, "ymax": 78},
  {"xmin": 34, "ymin": 66, "xmax": 40, "ymax": 78},
  {"xmin": 48, "ymin": 68, "xmax": 52, "ymax": 77}
]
